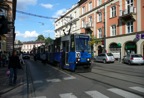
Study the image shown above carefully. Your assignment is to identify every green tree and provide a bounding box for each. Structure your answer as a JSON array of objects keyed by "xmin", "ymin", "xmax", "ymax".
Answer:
[
  {"xmin": 45, "ymin": 37, "xmax": 53, "ymax": 44},
  {"xmin": 89, "ymin": 35, "xmax": 101, "ymax": 47},
  {"xmin": 18, "ymin": 40, "xmax": 22, "ymax": 44},
  {"xmin": 89, "ymin": 35, "xmax": 101, "ymax": 58},
  {"xmin": 36, "ymin": 35, "xmax": 45, "ymax": 41}
]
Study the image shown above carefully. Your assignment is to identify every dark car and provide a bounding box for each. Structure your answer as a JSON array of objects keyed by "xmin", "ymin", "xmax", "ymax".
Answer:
[{"xmin": 23, "ymin": 53, "xmax": 30, "ymax": 59}]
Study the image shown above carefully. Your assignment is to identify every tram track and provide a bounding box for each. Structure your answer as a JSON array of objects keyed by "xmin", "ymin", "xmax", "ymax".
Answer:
[
  {"xmin": 90, "ymin": 70, "xmax": 144, "ymax": 86},
  {"xmin": 47, "ymin": 62, "xmax": 144, "ymax": 97},
  {"xmin": 92, "ymin": 66, "xmax": 144, "ymax": 78},
  {"xmin": 62, "ymin": 63, "xmax": 144, "ymax": 97},
  {"xmin": 74, "ymin": 71, "xmax": 144, "ymax": 97},
  {"xmin": 92, "ymin": 62, "xmax": 144, "ymax": 74}
]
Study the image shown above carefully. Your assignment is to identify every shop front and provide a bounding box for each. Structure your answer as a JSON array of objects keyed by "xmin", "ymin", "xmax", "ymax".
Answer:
[{"xmin": 124, "ymin": 41, "xmax": 137, "ymax": 55}]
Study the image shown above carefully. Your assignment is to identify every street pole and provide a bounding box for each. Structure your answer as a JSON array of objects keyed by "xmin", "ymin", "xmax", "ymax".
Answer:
[{"xmin": 103, "ymin": 5, "xmax": 106, "ymax": 53}]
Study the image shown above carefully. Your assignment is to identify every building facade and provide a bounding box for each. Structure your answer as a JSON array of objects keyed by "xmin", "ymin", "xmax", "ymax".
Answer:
[
  {"xmin": 54, "ymin": 0, "xmax": 144, "ymax": 60},
  {"xmin": 0, "ymin": 0, "xmax": 17, "ymax": 52},
  {"xmin": 21, "ymin": 41, "xmax": 45, "ymax": 53},
  {"xmin": 55, "ymin": 3, "xmax": 80, "ymax": 38}
]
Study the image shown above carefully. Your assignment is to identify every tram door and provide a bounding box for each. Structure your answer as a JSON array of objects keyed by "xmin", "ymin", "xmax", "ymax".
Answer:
[{"xmin": 62, "ymin": 41, "xmax": 69, "ymax": 65}]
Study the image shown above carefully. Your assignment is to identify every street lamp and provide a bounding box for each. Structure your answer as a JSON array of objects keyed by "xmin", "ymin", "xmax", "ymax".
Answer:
[{"xmin": 97, "ymin": 5, "xmax": 106, "ymax": 53}]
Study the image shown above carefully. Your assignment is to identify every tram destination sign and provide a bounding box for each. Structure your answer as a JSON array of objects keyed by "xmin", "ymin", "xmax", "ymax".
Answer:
[{"xmin": 75, "ymin": 35, "xmax": 89, "ymax": 39}]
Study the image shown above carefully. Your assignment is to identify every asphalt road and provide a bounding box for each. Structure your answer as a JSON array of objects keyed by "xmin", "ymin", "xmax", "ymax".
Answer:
[{"xmin": 25, "ymin": 60, "xmax": 144, "ymax": 98}]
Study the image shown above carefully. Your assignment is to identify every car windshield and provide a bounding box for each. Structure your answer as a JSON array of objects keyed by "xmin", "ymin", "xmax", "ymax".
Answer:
[
  {"xmin": 131, "ymin": 54, "xmax": 142, "ymax": 57},
  {"xmin": 107, "ymin": 53, "xmax": 113, "ymax": 56}
]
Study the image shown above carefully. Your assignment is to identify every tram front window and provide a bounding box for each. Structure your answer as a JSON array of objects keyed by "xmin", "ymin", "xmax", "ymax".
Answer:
[{"xmin": 75, "ymin": 38, "xmax": 91, "ymax": 52}]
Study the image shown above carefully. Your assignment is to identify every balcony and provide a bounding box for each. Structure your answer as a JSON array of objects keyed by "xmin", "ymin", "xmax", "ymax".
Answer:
[
  {"xmin": 119, "ymin": 6, "xmax": 136, "ymax": 23},
  {"xmin": 80, "ymin": 21, "xmax": 93, "ymax": 34}
]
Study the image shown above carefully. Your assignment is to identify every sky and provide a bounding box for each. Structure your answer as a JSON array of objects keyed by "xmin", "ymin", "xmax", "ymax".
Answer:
[{"xmin": 15, "ymin": 0, "xmax": 79, "ymax": 42}]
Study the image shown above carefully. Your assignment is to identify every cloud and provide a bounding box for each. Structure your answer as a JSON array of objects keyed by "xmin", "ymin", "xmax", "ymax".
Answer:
[
  {"xmin": 53, "ymin": 9, "xmax": 67, "ymax": 18},
  {"xmin": 17, "ymin": 0, "xmax": 37, "ymax": 10},
  {"xmin": 40, "ymin": 3, "xmax": 53, "ymax": 9},
  {"xmin": 43, "ymin": 30, "xmax": 54, "ymax": 33},
  {"xmin": 16, "ymin": 31, "xmax": 39, "ymax": 38}
]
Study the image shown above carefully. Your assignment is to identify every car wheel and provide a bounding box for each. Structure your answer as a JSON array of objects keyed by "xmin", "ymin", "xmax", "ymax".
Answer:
[
  {"xmin": 122, "ymin": 59, "xmax": 125, "ymax": 63},
  {"xmin": 103, "ymin": 59, "xmax": 106, "ymax": 64},
  {"xmin": 128, "ymin": 61, "xmax": 131, "ymax": 65}
]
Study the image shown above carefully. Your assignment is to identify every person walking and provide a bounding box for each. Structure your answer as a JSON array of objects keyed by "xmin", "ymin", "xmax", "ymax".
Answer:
[
  {"xmin": 19, "ymin": 52, "xmax": 25, "ymax": 65},
  {"xmin": 8, "ymin": 50, "xmax": 22, "ymax": 85}
]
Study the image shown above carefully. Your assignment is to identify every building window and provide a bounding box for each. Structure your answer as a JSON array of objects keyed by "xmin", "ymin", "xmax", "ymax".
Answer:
[
  {"xmin": 110, "ymin": 6, "xmax": 116, "ymax": 18},
  {"xmin": 98, "ymin": 28, "xmax": 102, "ymax": 38},
  {"xmin": 74, "ymin": 11, "xmax": 76, "ymax": 18},
  {"xmin": 88, "ymin": 16, "xmax": 92, "ymax": 27},
  {"xmin": 82, "ymin": 6, "xmax": 85, "ymax": 14},
  {"xmin": 126, "ymin": 21, "xmax": 133, "ymax": 33},
  {"xmin": 111, "ymin": 25, "xmax": 116, "ymax": 36},
  {"xmin": 97, "ymin": 0, "xmax": 102, "ymax": 6},
  {"xmin": 88, "ymin": 2, "xmax": 92, "ymax": 11},
  {"xmin": 126, "ymin": 0, "xmax": 134, "ymax": 13},
  {"xmin": 97, "ymin": 12, "xmax": 102, "ymax": 22},
  {"xmin": 73, "ymin": 22, "xmax": 76, "ymax": 31},
  {"xmin": 89, "ymin": 16, "xmax": 92, "ymax": 23},
  {"xmin": 82, "ymin": 19, "xmax": 85, "ymax": 28}
]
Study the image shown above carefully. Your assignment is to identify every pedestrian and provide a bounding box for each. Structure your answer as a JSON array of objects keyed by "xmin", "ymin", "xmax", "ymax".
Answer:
[
  {"xmin": 19, "ymin": 52, "xmax": 24, "ymax": 65},
  {"xmin": 8, "ymin": 50, "xmax": 23, "ymax": 85}
]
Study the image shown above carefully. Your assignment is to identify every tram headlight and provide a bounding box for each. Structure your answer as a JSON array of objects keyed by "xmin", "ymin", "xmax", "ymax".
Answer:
[
  {"xmin": 87, "ymin": 58, "xmax": 90, "ymax": 61},
  {"xmin": 76, "ymin": 58, "xmax": 80, "ymax": 62},
  {"xmin": 78, "ymin": 58, "xmax": 80, "ymax": 61}
]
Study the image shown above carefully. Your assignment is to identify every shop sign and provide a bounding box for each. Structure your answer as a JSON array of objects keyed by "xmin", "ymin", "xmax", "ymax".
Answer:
[
  {"xmin": 136, "ymin": 33, "xmax": 144, "ymax": 39},
  {"xmin": 141, "ymin": 34, "xmax": 144, "ymax": 39}
]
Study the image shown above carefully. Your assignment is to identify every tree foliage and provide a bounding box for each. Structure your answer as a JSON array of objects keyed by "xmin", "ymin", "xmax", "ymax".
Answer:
[
  {"xmin": 89, "ymin": 35, "xmax": 102, "ymax": 46},
  {"xmin": 36, "ymin": 35, "xmax": 45, "ymax": 41},
  {"xmin": 18, "ymin": 40, "xmax": 22, "ymax": 44},
  {"xmin": 45, "ymin": 37, "xmax": 53, "ymax": 44},
  {"xmin": 35, "ymin": 34, "xmax": 53, "ymax": 45}
]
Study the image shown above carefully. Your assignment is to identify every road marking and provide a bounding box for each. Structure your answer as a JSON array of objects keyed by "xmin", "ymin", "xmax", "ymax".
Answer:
[
  {"xmin": 129, "ymin": 86, "xmax": 144, "ymax": 93},
  {"xmin": 108, "ymin": 88, "xmax": 143, "ymax": 98},
  {"xmin": 33, "ymin": 96, "xmax": 46, "ymax": 98},
  {"xmin": 46, "ymin": 79, "xmax": 61, "ymax": 82},
  {"xmin": 85, "ymin": 90, "xmax": 109, "ymax": 98},
  {"xmin": 59, "ymin": 93, "xmax": 77, "ymax": 98},
  {"xmin": 63, "ymin": 76, "xmax": 76, "ymax": 80},
  {"xmin": 33, "ymin": 80, "xmax": 43, "ymax": 84}
]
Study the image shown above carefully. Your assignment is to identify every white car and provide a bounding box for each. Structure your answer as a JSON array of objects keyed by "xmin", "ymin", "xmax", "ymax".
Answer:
[
  {"xmin": 122, "ymin": 54, "xmax": 144, "ymax": 65},
  {"xmin": 94, "ymin": 53, "xmax": 115, "ymax": 63}
]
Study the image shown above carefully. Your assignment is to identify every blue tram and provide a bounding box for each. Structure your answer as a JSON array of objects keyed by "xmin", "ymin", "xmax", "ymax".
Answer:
[{"xmin": 47, "ymin": 34, "xmax": 92, "ymax": 71}]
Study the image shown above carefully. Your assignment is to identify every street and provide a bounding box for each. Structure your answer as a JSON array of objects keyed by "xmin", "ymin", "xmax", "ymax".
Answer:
[{"xmin": 27, "ymin": 59, "xmax": 144, "ymax": 98}]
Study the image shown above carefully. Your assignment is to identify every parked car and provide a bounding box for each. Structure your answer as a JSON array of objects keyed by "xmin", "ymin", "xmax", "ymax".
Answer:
[
  {"xmin": 122, "ymin": 54, "xmax": 144, "ymax": 65},
  {"xmin": 23, "ymin": 53, "xmax": 30, "ymax": 59},
  {"xmin": 94, "ymin": 53, "xmax": 115, "ymax": 63}
]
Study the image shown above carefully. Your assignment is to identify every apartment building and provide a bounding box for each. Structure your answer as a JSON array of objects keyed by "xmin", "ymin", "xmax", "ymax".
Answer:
[
  {"xmin": 54, "ymin": 0, "xmax": 144, "ymax": 59},
  {"xmin": 55, "ymin": 3, "xmax": 80, "ymax": 38},
  {"xmin": 21, "ymin": 41, "xmax": 45, "ymax": 53}
]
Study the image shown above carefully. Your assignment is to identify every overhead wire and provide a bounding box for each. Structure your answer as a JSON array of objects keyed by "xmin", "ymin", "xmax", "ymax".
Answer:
[{"xmin": 16, "ymin": 10, "xmax": 58, "ymax": 20}]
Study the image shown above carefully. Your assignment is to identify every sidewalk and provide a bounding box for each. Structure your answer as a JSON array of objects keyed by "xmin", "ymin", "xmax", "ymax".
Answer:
[{"xmin": 0, "ymin": 65, "xmax": 25, "ymax": 96}]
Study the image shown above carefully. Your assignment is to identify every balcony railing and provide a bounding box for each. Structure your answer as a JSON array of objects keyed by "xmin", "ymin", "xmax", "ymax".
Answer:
[{"xmin": 119, "ymin": 6, "xmax": 136, "ymax": 17}]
